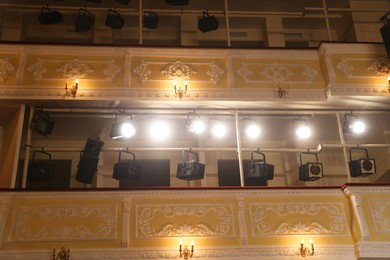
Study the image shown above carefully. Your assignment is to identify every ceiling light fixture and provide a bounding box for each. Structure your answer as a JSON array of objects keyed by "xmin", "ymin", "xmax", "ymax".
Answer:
[
  {"xmin": 343, "ymin": 113, "xmax": 366, "ymax": 134},
  {"xmin": 243, "ymin": 118, "xmax": 261, "ymax": 139},
  {"xmin": 210, "ymin": 118, "xmax": 227, "ymax": 138},
  {"xmin": 185, "ymin": 112, "xmax": 205, "ymax": 135},
  {"xmin": 105, "ymin": 9, "xmax": 125, "ymax": 29},
  {"xmin": 110, "ymin": 112, "xmax": 136, "ymax": 140},
  {"xmin": 149, "ymin": 120, "xmax": 170, "ymax": 140},
  {"xmin": 293, "ymin": 119, "xmax": 311, "ymax": 139}
]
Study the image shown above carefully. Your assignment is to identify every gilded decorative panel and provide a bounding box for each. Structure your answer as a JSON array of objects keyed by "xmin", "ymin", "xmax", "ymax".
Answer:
[
  {"xmin": 248, "ymin": 202, "xmax": 350, "ymax": 237},
  {"xmin": 367, "ymin": 198, "xmax": 390, "ymax": 233},
  {"xmin": 135, "ymin": 202, "xmax": 236, "ymax": 239},
  {"xmin": 7, "ymin": 204, "xmax": 118, "ymax": 242},
  {"xmin": 0, "ymin": 54, "xmax": 19, "ymax": 85}
]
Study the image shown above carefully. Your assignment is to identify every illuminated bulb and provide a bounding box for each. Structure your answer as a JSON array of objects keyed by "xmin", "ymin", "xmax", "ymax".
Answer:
[
  {"xmin": 120, "ymin": 122, "xmax": 136, "ymax": 138},
  {"xmin": 150, "ymin": 121, "xmax": 170, "ymax": 140},
  {"xmin": 245, "ymin": 123, "xmax": 260, "ymax": 139},
  {"xmin": 351, "ymin": 120, "xmax": 365, "ymax": 134},
  {"xmin": 191, "ymin": 119, "xmax": 205, "ymax": 134},
  {"xmin": 295, "ymin": 125, "xmax": 311, "ymax": 139},
  {"xmin": 211, "ymin": 122, "xmax": 226, "ymax": 138}
]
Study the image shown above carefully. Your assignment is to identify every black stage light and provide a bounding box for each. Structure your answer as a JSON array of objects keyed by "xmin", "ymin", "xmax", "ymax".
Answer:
[
  {"xmin": 380, "ymin": 10, "xmax": 390, "ymax": 59},
  {"xmin": 30, "ymin": 109, "xmax": 55, "ymax": 137},
  {"xmin": 115, "ymin": 0, "xmax": 131, "ymax": 5},
  {"xmin": 39, "ymin": 6, "xmax": 63, "ymax": 25},
  {"xmin": 165, "ymin": 0, "xmax": 189, "ymax": 5},
  {"xmin": 244, "ymin": 151, "xmax": 274, "ymax": 180},
  {"xmin": 75, "ymin": 8, "xmax": 95, "ymax": 32},
  {"xmin": 105, "ymin": 9, "xmax": 125, "ymax": 29},
  {"xmin": 198, "ymin": 11, "xmax": 219, "ymax": 33},
  {"xmin": 176, "ymin": 150, "xmax": 205, "ymax": 180},
  {"xmin": 113, "ymin": 150, "xmax": 141, "ymax": 180},
  {"xmin": 83, "ymin": 137, "xmax": 104, "ymax": 158},
  {"xmin": 27, "ymin": 151, "xmax": 55, "ymax": 182},
  {"xmin": 299, "ymin": 152, "xmax": 323, "ymax": 181},
  {"xmin": 143, "ymin": 12, "xmax": 159, "ymax": 29},
  {"xmin": 349, "ymin": 147, "xmax": 376, "ymax": 177}
]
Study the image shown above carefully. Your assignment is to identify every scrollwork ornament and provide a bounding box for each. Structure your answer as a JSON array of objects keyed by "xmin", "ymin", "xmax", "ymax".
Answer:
[
  {"xmin": 133, "ymin": 60, "xmax": 151, "ymax": 83},
  {"xmin": 207, "ymin": 62, "xmax": 224, "ymax": 83},
  {"xmin": 261, "ymin": 63, "xmax": 294, "ymax": 83},
  {"xmin": 336, "ymin": 57, "xmax": 353, "ymax": 79},
  {"xmin": 57, "ymin": 59, "xmax": 93, "ymax": 80},
  {"xmin": 104, "ymin": 61, "xmax": 121, "ymax": 82},
  {"xmin": 161, "ymin": 60, "xmax": 196, "ymax": 80},
  {"xmin": 28, "ymin": 58, "xmax": 46, "ymax": 82},
  {"xmin": 0, "ymin": 57, "xmax": 15, "ymax": 81},
  {"xmin": 367, "ymin": 56, "xmax": 390, "ymax": 76}
]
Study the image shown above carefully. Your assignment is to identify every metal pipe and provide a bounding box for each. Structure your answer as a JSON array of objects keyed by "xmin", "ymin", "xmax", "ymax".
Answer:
[
  {"xmin": 224, "ymin": 0, "xmax": 231, "ymax": 47},
  {"xmin": 235, "ymin": 110, "xmax": 245, "ymax": 187},
  {"xmin": 21, "ymin": 107, "xmax": 34, "ymax": 189},
  {"xmin": 139, "ymin": 0, "xmax": 143, "ymax": 45},
  {"xmin": 321, "ymin": 0, "xmax": 332, "ymax": 41}
]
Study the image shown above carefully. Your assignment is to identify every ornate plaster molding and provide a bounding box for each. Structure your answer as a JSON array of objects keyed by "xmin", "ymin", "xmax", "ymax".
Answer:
[
  {"xmin": 103, "ymin": 61, "xmax": 121, "ymax": 82},
  {"xmin": 28, "ymin": 58, "xmax": 46, "ymax": 82},
  {"xmin": 0, "ymin": 57, "xmax": 15, "ymax": 81},
  {"xmin": 367, "ymin": 56, "xmax": 390, "ymax": 76},
  {"xmin": 367, "ymin": 198, "xmax": 390, "ymax": 233},
  {"xmin": 328, "ymin": 84, "xmax": 389, "ymax": 95},
  {"xmin": 133, "ymin": 60, "xmax": 151, "ymax": 83},
  {"xmin": 160, "ymin": 60, "xmax": 196, "ymax": 80},
  {"xmin": 207, "ymin": 62, "xmax": 224, "ymax": 84},
  {"xmin": 57, "ymin": 59, "xmax": 94, "ymax": 80},
  {"xmin": 336, "ymin": 57, "xmax": 353, "ymax": 79}
]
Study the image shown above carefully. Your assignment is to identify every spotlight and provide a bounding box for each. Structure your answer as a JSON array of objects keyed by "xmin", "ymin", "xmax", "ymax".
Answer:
[
  {"xmin": 27, "ymin": 150, "xmax": 55, "ymax": 182},
  {"xmin": 349, "ymin": 147, "xmax": 376, "ymax": 177},
  {"xmin": 105, "ymin": 9, "xmax": 125, "ymax": 29},
  {"xmin": 176, "ymin": 150, "xmax": 205, "ymax": 180},
  {"xmin": 244, "ymin": 151, "xmax": 274, "ymax": 180},
  {"xmin": 165, "ymin": 0, "xmax": 189, "ymax": 5},
  {"xmin": 293, "ymin": 119, "xmax": 311, "ymax": 139},
  {"xmin": 75, "ymin": 8, "xmax": 95, "ymax": 33},
  {"xmin": 143, "ymin": 12, "xmax": 159, "ymax": 29},
  {"xmin": 299, "ymin": 152, "xmax": 323, "ymax": 181},
  {"xmin": 110, "ymin": 112, "xmax": 136, "ymax": 140},
  {"xmin": 343, "ymin": 113, "xmax": 365, "ymax": 134},
  {"xmin": 243, "ymin": 118, "xmax": 261, "ymax": 139},
  {"xmin": 149, "ymin": 120, "xmax": 170, "ymax": 140},
  {"xmin": 38, "ymin": 6, "xmax": 63, "ymax": 25},
  {"xmin": 115, "ymin": 0, "xmax": 131, "ymax": 4},
  {"xmin": 210, "ymin": 118, "xmax": 226, "ymax": 138},
  {"xmin": 198, "ymin": 11, "xmax": 219, "ymax": 33},
  {"xmin": 30, "ymin": 109, "xmax": 55, "ymax": 137},
  {"xmin": 113, "ymin": 150, "xmax": 141, "ymax": 180},
  {"xmin": 185, "ymin": 113, "xmax": 205, "ymax": 135}
]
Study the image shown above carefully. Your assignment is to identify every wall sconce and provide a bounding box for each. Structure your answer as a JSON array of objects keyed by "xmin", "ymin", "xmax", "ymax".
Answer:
[
  {"xmin": 386, "ymin": 76, "xmax": 390, "ymax": 93},
  {"xmin": 179, "ymin": 240, "xmax": 194, "ymax": 259},
  {"xmin": 53, "ymin": 247, "xmax": 70, "ymax": 260},
  {"xmin": 174, "ymin": 80, "xmax": 188, "ymax": 99},
  {"xmin": 300, "ymin": 239, "xmax": 314, "ymax": 257},
  {"xmin": 276, "ymin": 83, "xmax": 289, "ymax": 98},
  {"xmin": 65, "ymin": 79, "xmax": 78, "ymax": 97}
]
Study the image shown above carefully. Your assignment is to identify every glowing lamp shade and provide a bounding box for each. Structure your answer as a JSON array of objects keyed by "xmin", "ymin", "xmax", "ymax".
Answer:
[
  {"xmin": 295, "ymin": 125, "xmax": 311, "ymax": 139},
  {"xmin": 149, "ymin": 120, "xmax": 170, "ymax": 140},
  {"xmin": 245, "ymin": 123, "xmax": 261, "ymax": 139},
  {"xmin": 110, "ymin": 120, "xmax": 136, "ymax": 140},
  {"xmin": 210, "ymin": 120, "xmax": 226, "ymax": 138}
]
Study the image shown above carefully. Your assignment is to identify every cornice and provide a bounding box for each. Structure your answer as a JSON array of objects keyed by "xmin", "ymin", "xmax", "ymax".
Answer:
[
  {"xmin": 343, "ymin": 185, "xmax": 390, "ymax": 195},
  {"xmin": 354, "ymin": 241, "xmax": 390, "ymax": 258}
]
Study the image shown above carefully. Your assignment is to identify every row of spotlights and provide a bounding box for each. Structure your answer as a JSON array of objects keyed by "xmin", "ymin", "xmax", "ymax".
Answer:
[{"xmin": 110, "ymin": 116, "xmax": 366, "ymax": 141}]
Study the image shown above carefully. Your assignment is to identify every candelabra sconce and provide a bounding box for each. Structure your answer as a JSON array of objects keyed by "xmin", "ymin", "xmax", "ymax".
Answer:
[
  {"xmin": 52, "ymin": 247, "xmax": 70, "ymax": 260},
  {"xmin": 300, "ymin": 239, "xmax": 315, "ymax": 257},
  {"xmin": 179, "ymin": 240, "xmax": 194, "ymax": 259},
  {"xmin": 65, "ymin": 79, "xmax": 79, "ymax": 97},
  {"xmin": 386, "ymin": 76, "xmax": 390, "ymax": 94},
  {"xmin": 276, "ymin": 84, "xmax": 289, "ymax": 98},
  {"xmin": 174, "ymin": 80, "xmax": 188, "ymax": 99}
]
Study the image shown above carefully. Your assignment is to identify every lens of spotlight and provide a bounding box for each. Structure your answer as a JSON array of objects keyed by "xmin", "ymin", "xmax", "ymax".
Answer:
[
  {"xmin": 245, "ymin": 124, "xmax": 260, "ymax": 139},
  {"xmin": 211, "ymin": 122, "xmax": 226, "ymax": 138},
  {"xmin": 192, "ymin": 119, "xmax": 205, "ymax": 134},
  {"xmin": 150, "ymin": 121, "xmax": 170, "ymax": 140},
  {"xmin": 295, "ymin": 125, "xmax": 311, "ymax": 139},
  {"xmin": 120, "ymin": 122, "xmax": 136, "ymax": 138},
  {"xmin": 352, "ymin": 120, "xmax": 365, "ymax": 134}
]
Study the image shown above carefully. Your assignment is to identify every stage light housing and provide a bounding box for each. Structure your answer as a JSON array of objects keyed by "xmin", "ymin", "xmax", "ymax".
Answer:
[
  {"xmin": 244, "ymin": 151, "xmax": 274, "ymax": 180},
  {"xmin": 164, "ymin": 0, "xmax": 189, "ymax": 5},
  {"xmin": 185, "ymin": 113, "xmax": 205, "ymax": 135},
  {"xmin": 143, "ymin": 12, "xmax": 159, "ymax": 29},
  {"xmin": 38, "ymin": 6, "xmax": 63, "ymax": 25},
  {"xmin": 176, "ymin": 150, "xmax": 205, "ymax": 180},
  {"xmin": 349, "ymin": 147, "xmax": 376, "ymax": 177},
  {"xmin": 110, "ymin": 113, "xmax": 136, "ymax": 140},
  {"xmin": 30, "ymin": 109, "xmax": 55, "ymax": 137},
  {"xmin": 113, "ymin": 150, "xmax": 141, "ymax": 180},
  {"xmin": 198, "ymin": 11, "xmax": 219, "ymax": 33},
  {"xmin": 105, "ymin": 9, "xmax": 125, "ymax": 29},
  {"xmin": 299, "ymin": 152, "xmax": 323, "ymax": 181},
  {"xmin": 343, "ymin": 113, "xmax": 366, "ymax": 134},
  {"xmin": 75, "ymin": 8, "xmax": 95, "ymax": 32},
  {"xmin": 27, "ymin": 150, "xmax": 55, "ymax": 182}
]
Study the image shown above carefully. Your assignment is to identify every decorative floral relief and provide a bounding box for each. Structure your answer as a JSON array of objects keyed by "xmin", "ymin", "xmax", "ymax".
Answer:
[
  {"xmin": 133, "ymin": 60, "xmax": 151, "ymax": 83},
  {"xmin": 137, "ymin": 205, "xmax": 233, "ymax": 238},
  {"xmin": 28, "ymin": 58, "xmax": 46, "ymax": 82},
  {"xmin": 57, "ymin": 59, "xmax": 94, "ymax": 80},
  {"xmin": 250, "ymin": 203, "xmax": 347, "ymax": 236},
  {"xmin": 368, "ymin": 199, "xmax": 390, "ymax": 232},
  {"xmin": 336, "ymin": 57, "xmax": 353, "ymax": 79},
  {"xmin": 236, "ymin": 63, "xmax": 253, "ymax": 82},
  {"xmin": 10, "ymin": 205, "xmax": 117, "ymax": 241},
  {"xmin": 302, "ymin": 64, "xmax": 318, "ymax": 82},
  {"xmin": 160, "ymin": 60, "xmax": 196, "ymax": 80},
  {"xmin": 261, "ymin": 63, "xmax": 294, "ymax": 83},
  {"xmin": 207, "ymin": 62, "xmax": 224, "ymax": 83},
  {"xmin": 104, "ymin": 61, "xmax": 121, "ymax": 82},
  {"xmin": 0, "ymin": 57, "xmax": 14, "ymax": 81},
  {"xmin": 367, "ymin": 57, "xmax": 390, "ymax": 76}
]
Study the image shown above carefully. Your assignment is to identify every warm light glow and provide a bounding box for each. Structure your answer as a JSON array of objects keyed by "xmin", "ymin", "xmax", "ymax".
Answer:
[
  {"xmin": 245, "ymin": 123, "xmax": 261, "ymax": 139},
  {"xmin": 351, "ymin": 120, "xmax": 365, "ymax": 134},
  {"xmin": 120, "ymin": 122, "xmax": 136, "ymax": 138},
  {"xmin": 211, "ymin": 121, "xmax": 227, "ymax": 138},
  {"xmin": 150, "ymin": 120, "xmax": 170, "ymax": 140},
  {"xmin": 301, "ymin": 238, "xmax": 305, "ymax": 244},
  {"xmin": 75, "ymin": 79, "xmax": 79, "ymax": 84},
  {"xmin": 190, "ymin": 119, "xmax": 205, "ymax": 134},
  {"xmin": 179, "ymin": 240, "xmax": 183, "ymax": 245},
  {"xmin": 309, "ymin": 239, "xmax": 313, "ymax": 245},
  {"xmin": 295, "ymin": 125, "xmax": 311, "ymax": 139},
  {"xmin": 190, "ymin": 240, "xmax": 194, "ymax": 246}
]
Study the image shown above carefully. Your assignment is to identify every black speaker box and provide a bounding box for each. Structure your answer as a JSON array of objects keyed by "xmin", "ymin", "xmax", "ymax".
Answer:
[
  {"xmin": 75, "ymin": 155, "xmax": 99, "ymax": 184},
  {"xmin": 176, "ymin": 160, "xmax": 205, "ymax": 180},
  {"xmin": 299, "ymin": 162, "xmax": 323, "ymax": 181},
  {"xmin": 244, "ymin": 161, "xmax": 274, "ymax": 180}
]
